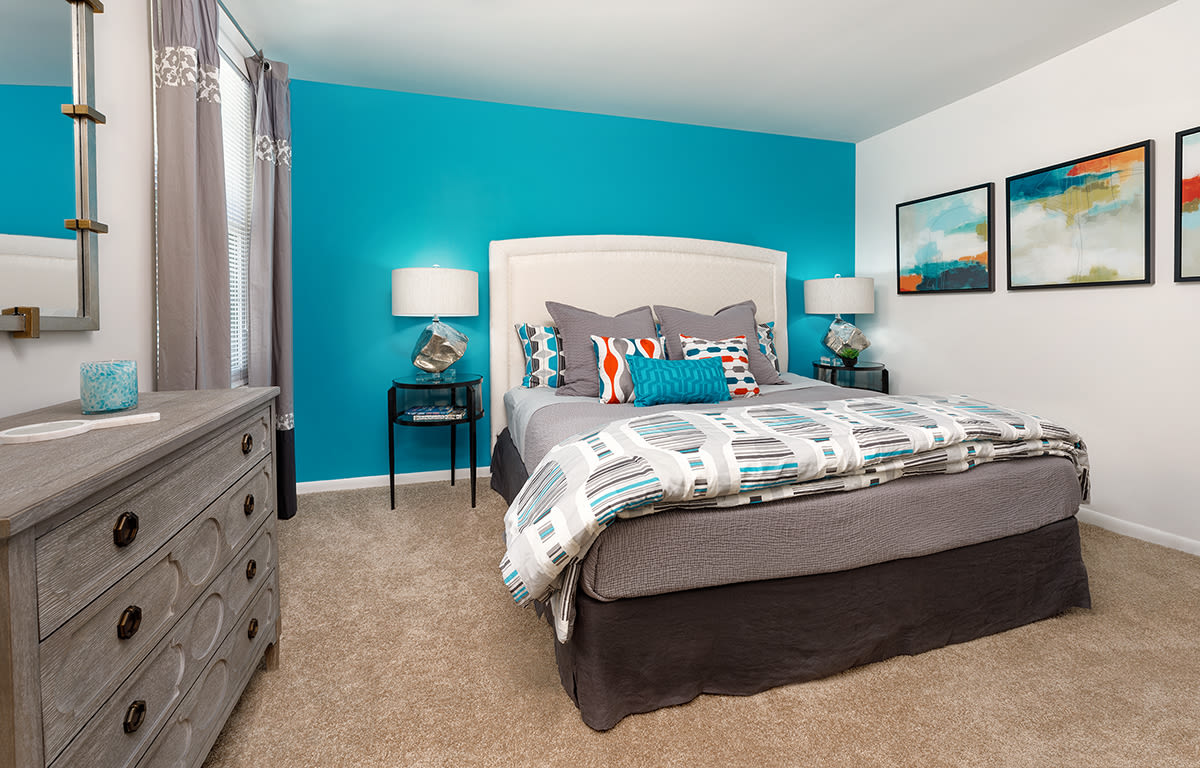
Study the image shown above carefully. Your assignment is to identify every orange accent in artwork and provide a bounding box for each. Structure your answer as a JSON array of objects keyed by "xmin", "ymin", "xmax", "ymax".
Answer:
[
  {"xmin": 899, "ymin": 274, "xmax": 922, "ymax": 292},
  {"xmin": 958, "ymin": 252, "xmax": 989, "ymax": 266},
  {"xmin": 1183, "ymin": 175, "xmax": 1200, "ymax": 206},
  {"xmin": 1067, "ymin": 147, "xmax": 1143, "ymax": 177}
]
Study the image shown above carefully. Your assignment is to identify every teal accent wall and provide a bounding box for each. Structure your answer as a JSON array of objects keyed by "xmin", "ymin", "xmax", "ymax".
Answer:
[
  {"xmin": 0, "ymin": 85, "xmax": 75, "ymax": 238},
  {"xmin": 291, "ymin": 80, "xmax": 854, "ymax": 483}
]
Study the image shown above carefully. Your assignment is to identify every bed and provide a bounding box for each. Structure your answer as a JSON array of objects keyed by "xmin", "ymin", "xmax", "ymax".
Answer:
[{"xmin": 488, "ymin": 235, "xmax": 1091, "ymax": 731}]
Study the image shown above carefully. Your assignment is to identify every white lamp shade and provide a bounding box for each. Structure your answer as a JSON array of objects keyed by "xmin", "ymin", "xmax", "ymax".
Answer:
[
  {"xmin": 803, "ymin": 275, "xmax": 875, "ymax": 315},
  {"xmin": 392, "ymin": 267, "xmax": 479, "ymax": 317}
]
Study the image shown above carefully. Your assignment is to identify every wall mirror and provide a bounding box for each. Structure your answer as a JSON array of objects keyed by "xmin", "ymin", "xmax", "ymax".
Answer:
[{"xmin": 0, "ymin": 0, "xmax": 104, "ymax": 337}]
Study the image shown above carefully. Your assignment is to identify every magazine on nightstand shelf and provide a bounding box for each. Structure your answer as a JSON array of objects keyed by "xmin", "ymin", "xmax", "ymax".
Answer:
[{"xmin": 404, "ymin": 405, "xmax": 466, "ymax": 422}]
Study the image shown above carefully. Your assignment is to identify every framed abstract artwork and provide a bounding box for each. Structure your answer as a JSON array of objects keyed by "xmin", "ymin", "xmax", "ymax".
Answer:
[
  {"xmin": 1006, "ymin": 140, "xmax": 1152, "ymax": 290},
  {"xmin": 1176, "ymin": 125, "xmax": 1200, "ymax": 282},
  {"xmin": 896, "ymin": 182, "xmax": 994, "ymax": 294}
]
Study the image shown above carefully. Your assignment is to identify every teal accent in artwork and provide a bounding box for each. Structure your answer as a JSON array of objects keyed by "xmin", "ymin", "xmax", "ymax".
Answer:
[
  {"xmin": 290, "ymin": 80, "xmax": 854, "ymax": 482},
  {"xmin": 626, "ymin": 355, "xmax": 730, "ymax": 407},
  {"xmin": 898, "ymin": 184, "xmax": 991, "ymax": 293},
  {"xmin": 0, "ymin": 85, "xmax": 76, "ymax": 239},
  {"xmin": 1008, "ymin": 143, "xmax": 1149, "ymax": 287}
]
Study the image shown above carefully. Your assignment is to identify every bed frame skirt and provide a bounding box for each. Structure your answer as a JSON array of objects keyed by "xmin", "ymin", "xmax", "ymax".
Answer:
[
  {"xmin": 554, "ymin": 516, "xmax": 1091, "ymax": 731},
  {"xmin": 493, "ymin": 428, "xmax": 1091, "ymax": 731},
  {"xmin": 490, "ymin": 427, "xmax": 529, "ymax": 505}
]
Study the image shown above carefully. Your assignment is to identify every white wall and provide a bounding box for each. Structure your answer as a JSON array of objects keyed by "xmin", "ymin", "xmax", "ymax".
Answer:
[
  {"xmin": 856, "ymin": 0, "xmax": 1200, "ymax": 549},
  {"xmin": 0, "ymin": 2, "xmax": 154, "ymax": 417}
]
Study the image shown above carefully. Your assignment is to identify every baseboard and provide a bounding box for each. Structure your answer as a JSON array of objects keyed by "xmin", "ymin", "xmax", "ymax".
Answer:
[
  {"xmin": 1077, "ymin": 505, "xmax": 1200, "ymax": 556},
  {"xmin": 297, "ymin": 466, "xmax": 492, "ymax": 495}
]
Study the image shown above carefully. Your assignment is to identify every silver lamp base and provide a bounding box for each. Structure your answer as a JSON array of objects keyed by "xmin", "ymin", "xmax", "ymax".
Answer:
[
  {"xmin": 822, "ymin": 317, "xmax": 870, "ymax": 364},
  {"xmin": 411, "ymin": 319, "xmax": 468, "ymax": 373}
]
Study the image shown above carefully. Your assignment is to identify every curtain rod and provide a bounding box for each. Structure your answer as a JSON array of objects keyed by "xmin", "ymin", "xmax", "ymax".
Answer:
[{"xmin": 216, "ymin": 0, "xmax": 263, "ymax": 59}]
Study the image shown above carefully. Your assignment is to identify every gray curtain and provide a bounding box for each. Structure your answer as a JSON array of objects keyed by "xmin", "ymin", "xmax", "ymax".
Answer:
[
  {"xmin": 246, "ymin": 56, "xmax": 297, "ymax": 520},
  {"xmin": 152, "ymin": 0, "xmax": 231, "ymax": 390}
]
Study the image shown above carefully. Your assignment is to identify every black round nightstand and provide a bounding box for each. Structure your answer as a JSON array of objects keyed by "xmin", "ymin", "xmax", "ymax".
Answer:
[
  {"xmin": 811, "ymin": 360, "xmax": 890, "ymax": 393},
  {"xmin": 388, "ymin": 372, "xmax": 485, "ymax": 509}
]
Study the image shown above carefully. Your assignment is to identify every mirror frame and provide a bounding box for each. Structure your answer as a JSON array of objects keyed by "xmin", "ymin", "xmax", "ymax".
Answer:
[{"xmin": 1, "ymin": 0, "xmax": 104, "ymax": 336}]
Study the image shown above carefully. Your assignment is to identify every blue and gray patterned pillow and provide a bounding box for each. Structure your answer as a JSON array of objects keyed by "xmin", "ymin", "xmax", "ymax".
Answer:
[
  {"xmin": 514, "ymin": 324, "xmax": 563, "ymax": 388},
  {"xmin": 757, "ymin": 322, "xmax": 780, "ymax": 373},
  {"xmin": 625, "ymin": 354, "xmax": 730, "ymax": 407}
]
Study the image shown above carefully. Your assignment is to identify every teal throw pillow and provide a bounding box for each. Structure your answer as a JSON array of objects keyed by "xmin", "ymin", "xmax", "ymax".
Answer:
[{"xmin": 626, "ymin": 354, "xmax": 731, "ymax": 407}]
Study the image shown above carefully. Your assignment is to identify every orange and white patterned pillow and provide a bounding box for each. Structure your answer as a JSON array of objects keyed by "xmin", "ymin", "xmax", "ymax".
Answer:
[
  {"xmin": 680, "ymin": 334, "xmax": 760, "ymax": 398},
  {"xmin": 591, "ymin": 335, "xmax": 663, "ymax": 404}
]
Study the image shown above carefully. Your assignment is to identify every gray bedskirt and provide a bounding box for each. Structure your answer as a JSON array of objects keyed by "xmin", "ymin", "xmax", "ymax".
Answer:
[
  {"xmin": 554, "ymin": 516, "xmax": 1090, "ymax": 730},
  {"xmin": 492, "ymin": 428, "xmax": 1091, "ymax": 730}
]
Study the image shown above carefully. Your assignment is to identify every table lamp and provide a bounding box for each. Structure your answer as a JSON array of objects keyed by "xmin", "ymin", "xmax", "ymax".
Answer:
[
  {"xmin": 803, "ymin": 274, "xmax": 875, "ymax": 366},
  {"xmin": 392, "ymin": 265, "xmax": 478, "ymax": 378}
]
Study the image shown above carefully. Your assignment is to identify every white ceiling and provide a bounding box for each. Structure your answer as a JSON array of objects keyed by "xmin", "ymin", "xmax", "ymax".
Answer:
[
  {"xmin": 3, "ymin": 0, "xmax": 1180, "ymax": 140},
  {"xmin": 220, "ymin": 0, "xmax": 1180, "ymax": 142}
]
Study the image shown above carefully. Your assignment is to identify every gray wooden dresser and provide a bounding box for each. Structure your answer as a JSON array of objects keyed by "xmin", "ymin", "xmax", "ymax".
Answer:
[{"xmin": 0, "ymin": 388, "xmax": 282, "ymax": 768}]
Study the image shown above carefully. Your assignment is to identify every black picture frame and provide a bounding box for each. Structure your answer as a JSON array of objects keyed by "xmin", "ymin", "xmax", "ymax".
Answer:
[
  {"xmin": 895, "ymin": 182, "xmax": 994, "ymax": 294},
  {"xmin": 1006, "ymin": 140, "xmax": 1153, "ymax": 290},
  {"xmin": 1176, "ymin": 125, "xmax": 1200, "ymax": 282}
]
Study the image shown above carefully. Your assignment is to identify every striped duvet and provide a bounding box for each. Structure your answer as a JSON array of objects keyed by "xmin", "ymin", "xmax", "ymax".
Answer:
[{"xmin": 500, "ymin": 394, "xmax": 1089, "ymax": 642}]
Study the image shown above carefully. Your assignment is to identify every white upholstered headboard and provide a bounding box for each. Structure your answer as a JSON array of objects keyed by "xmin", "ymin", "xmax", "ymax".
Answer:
[{"xmin": 488, "ymin": 235, "xmax": 788, "ymax": 440}]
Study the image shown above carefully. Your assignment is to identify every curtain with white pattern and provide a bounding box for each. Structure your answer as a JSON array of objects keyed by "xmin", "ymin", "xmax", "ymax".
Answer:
[
  {"xmin": 152, "ymin": 0, "xmax": 231, "ymax": 389},
  {"xmin": 246, "ymin": 55, "xmax": 297, "ymax": 520}
]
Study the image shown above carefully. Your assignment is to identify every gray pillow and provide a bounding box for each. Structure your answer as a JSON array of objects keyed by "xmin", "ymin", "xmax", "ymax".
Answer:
[
  {"xmin": 654, "ymin": 299, "xmax": 786, "ymax": 385},
  {"xmin": 546, "ymin": 302, "xmax": 657, "ymax": 398}
]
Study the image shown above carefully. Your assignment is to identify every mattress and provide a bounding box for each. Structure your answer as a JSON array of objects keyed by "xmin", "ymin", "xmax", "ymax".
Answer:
[
  {"xmin": 580, "ymin": 455, "xmax": 1080, "ymax": 600},
  {"xmin": 495, "ymin": 381, "xmax": 1084, "ymax": 601}
]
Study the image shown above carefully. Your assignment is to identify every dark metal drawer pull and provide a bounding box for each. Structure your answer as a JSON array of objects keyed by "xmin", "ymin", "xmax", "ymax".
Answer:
[
  {"xmin": 246, "ymin": 559, "xmax": 257, "ymax": 580},
  {"xmin": 117, "ymin": 605, "xmax": 142, "ymax": 640},
  {"xmin": 244, "ymin": 493, "xmax": 255, "ymax": 516},
  {"xmin": 247, "ymin": 617, "xmax": 259, "ymax": 640},
  {"xmin": 123, "ymin": 700, "xmax": 146, "ymax": 734},
  {"xmin": 112, "ymin": 512, "xmax": 139, "ymax": 548},
  {"xmin": 241, "ymin": 433, "xmax": 253, "ymax": 455}
]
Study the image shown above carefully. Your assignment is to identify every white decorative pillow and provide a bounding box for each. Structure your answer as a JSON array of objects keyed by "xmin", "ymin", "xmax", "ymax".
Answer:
[
  {"xmin": 680, "ymin": 334, "xmax": 760, "ymax": 398},
  {"xmin": 757, "ymin": 322, "xmax": 780, "ymax": 372},
  {"xmin": 514, "ymin": 324, "xmax": 563, "ymax": 388},
  {"xmin": 591, "ymin": 335, "xmax": 663, "ymax": 404}
]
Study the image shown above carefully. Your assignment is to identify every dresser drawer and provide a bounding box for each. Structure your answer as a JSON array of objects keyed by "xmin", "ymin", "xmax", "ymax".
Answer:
[
  {"xmin": 135, "ymin": 572, "xmax": 279, "ymax": 768},
  {"xmin": 48, "ymin": 566, "xmax": 277, "ymax": 768},
  {"xmin": 36, "ymin": 406, "xmax": 272, "ymax": 637},
  {"xmin": 39, "ymin": 473, "xmax": 275, "ymax": 762}
]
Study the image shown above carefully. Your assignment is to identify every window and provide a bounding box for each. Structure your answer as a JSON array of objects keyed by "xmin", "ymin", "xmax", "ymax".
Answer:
[{"xmin": 217, "ymin": 20, "xmax": 254, "ymax": 387}]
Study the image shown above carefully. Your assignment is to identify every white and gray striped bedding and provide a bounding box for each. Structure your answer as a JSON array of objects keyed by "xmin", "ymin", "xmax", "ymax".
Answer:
[
  {"xmin": 504, "ymin": 372, "xmax": 836, "ymax": 467},
  {"xmin": 499, "ymin": 393, "xmax": 1088, "ymax": 642}
]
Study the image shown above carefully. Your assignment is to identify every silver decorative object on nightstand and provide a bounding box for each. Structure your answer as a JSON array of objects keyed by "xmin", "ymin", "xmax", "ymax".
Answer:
[{"xmin": 410, "ymin": 319, "xmax": 469, "ymax": 373}]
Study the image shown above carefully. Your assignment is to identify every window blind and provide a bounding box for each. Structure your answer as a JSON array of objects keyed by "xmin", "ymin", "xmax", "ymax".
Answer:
[{"xmin": 219, "ymin": 48, "xmax": 253, "ymax": 388}]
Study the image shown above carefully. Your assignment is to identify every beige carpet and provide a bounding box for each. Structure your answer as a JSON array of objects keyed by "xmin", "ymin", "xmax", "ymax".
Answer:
[{"xmin": 203, "ymin": 482, "xmax": 1200, "ymax": 768}]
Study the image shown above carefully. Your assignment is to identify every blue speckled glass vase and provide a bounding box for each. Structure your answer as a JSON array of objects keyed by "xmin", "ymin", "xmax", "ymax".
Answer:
[{"xmin": 80, "ymin": 360, "xmax": 139, "ymax": 414}]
